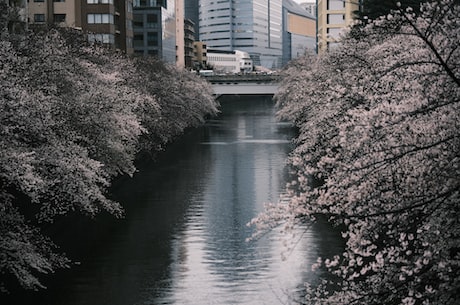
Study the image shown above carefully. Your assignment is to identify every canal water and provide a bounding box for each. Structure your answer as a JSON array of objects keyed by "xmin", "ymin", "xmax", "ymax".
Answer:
[{"xmin": 7, "ymin": 96, "xmax": 343, "ymax": 305}]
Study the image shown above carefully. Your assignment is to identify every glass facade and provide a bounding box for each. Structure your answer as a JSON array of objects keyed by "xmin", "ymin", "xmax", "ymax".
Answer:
[
  {"xmin": 133, "ymin": 0, "xmax": 166, "ymax": 7},
  {"xmin": 199, "ymin": 0, "xmax": 283, "ymax": 69},
  {"xmin": 161, "ymin": 0, "xmax": 176, "ymax": 63},
  {"xmin": 185, "ymin": 0, "xmax": 199, "ymax": 40},
  {"xmin": 132, "ymin": 0, "xmax": 176, "ymax": 63}
]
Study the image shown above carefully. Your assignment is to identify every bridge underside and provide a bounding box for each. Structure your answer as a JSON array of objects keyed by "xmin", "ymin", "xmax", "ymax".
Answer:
[{"xmin": 212, "ymin": 83, "xmax": 279, "ymax": 96}]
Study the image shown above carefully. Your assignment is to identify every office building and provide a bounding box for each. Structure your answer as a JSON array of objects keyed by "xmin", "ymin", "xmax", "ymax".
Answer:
[
  {"xmin": 27, "ymin": 0, "xmax": 134, "ymax": 54},
  {"xmin": 207, "ymin": 49, "xmax": 253, "ymax": 73},
  {"xmin": 184, "ymin": 0, "xmax": 198, "ymax": 40},
  {"xmin": 282, "ymin": 0, "xmax": 316, "ymax": 65},
  {"xmin": 199, "ymin": 0, "xmax": 283, "ymax": 70},
  {"xmin": 133, "ymin": 0, "xmax": 176, "ymax": 63},
  {"xmin": 316, "ymin": 0, "xmax": 360, "ymax": 53}
]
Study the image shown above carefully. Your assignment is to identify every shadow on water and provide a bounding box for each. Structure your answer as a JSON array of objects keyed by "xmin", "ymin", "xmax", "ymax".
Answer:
[{"xmin": 3, "ymin": 95, "xmax": 344, "ymax": 305}]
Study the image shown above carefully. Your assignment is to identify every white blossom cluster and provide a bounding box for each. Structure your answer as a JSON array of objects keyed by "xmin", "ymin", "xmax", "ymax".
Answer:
[
  {"xmin": 253, "ymin": 1, "xmax": 460, "ymax": 304},
  {"xmin": 0, "ymin": 21, "xmax": 218, "ymax": 291}
]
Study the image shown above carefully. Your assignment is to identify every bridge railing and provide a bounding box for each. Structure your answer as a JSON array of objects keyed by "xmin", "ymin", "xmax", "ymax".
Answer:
[{"xmin": 203, "ymin": 73, "xmax": 281, "ymax": 84}]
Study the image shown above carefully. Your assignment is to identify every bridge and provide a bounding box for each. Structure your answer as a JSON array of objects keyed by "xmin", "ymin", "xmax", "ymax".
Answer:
[{"xmin": 203, "ymin": 74, "xmax": 281, "ymax": 96}]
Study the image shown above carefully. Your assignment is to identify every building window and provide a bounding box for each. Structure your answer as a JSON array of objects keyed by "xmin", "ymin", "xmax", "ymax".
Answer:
[
  {"xmin": 88, "ymin": 33, "xmax": 115, "ymax": 44},
  {"xmin": 133, "ymin": 0, "xmax": 165, "ymax": 8},
  {"xmin": 87, "ymin": 0, "xmax": 114, "ymax": 4},
  {"xmin": 133, "ymin": 34, "xmax": 144, "ymax": 47},
  {"xmin": 34, "ymin": 14, "xmax": 45, "ymax": 22},
  {"xmin": 327, "ymin": 0, "xmax": 345, "ymax": 10},
  {"xmin": 146, "ymin": 14, "xmax": 158, "ymax": 28},
  {"xmin": 53, "ymin": 0, "xmax": 65, "ymax": 2},
  {"xmin": 34, "ymin": 0, "xmax": 45, "ymax": 2},
  {"xmin": 147, "ymin": 32, "xmax": 158, "ymax": 46},
  {"xmin": 327, "ymin": 14, "xmax": 345, "ymax": 25},
  {"xmin": 327, "ymin": 27, "xmax": 342, "ymax": 39},
  {"xmin": 133, "ymin": 14, "xmax": 143, "ymax": 28},
  {"xmin": 53, "ymin": 14, "xmax": 66, "ymax": 23},
  {"xmin": 87, "ymin": 14, "xmax": 114, "ymax": 24}
]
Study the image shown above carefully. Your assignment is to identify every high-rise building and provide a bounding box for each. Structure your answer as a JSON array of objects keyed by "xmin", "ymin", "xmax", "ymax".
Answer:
[
  {"xmin": 282, "ymin": 0, "xmax": 316, "ymax": 65},
  {"xmin": 316, "ymin": 0, "xmax": 360, "ymax": 53},
  {"xmin": 199, "ymin": 0, "xmax": 283, "ymax": 70},
  {"xmin": 132, "ymin": 0, "xmax": 190, "ymax": 66},
  {"xmin": 133, "ymin": 0, "xmax": 176, "ymax": 63},
  {"xmin": 184, "ymin": 0, "xmax": 198, "ymax": 40},
  {"xmin": 27, "ymin": 0, "xmax": 134, "ymax": 54}
]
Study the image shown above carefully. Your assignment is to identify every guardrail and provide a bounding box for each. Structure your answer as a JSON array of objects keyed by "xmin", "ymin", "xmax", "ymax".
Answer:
[{"xmin": 203, "ymin": 74, "xmax": 281, "ymax": 83}]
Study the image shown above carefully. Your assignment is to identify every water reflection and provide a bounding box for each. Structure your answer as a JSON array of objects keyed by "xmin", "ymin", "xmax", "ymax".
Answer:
[
  {"xmin": 6, "ymin": 96, "xmax": 343, "ymax": 305},
  {"xmin": 150, "ymin": 97, "xmax": 319, "ymax": 305}
]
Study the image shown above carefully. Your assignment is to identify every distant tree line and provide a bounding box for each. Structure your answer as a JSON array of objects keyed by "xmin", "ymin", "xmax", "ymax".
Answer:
[
  {"xmin": 0, "ymin": 5, "xmax": 218, "ymax": 292},
  {"xmin": 252, "ymin": 0, "xmax": 459, "ymax": 304}
]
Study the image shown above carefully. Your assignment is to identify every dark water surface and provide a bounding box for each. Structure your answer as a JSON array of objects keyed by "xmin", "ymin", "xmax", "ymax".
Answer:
[{"xmin": 6, "ymin": 96, "xmax": 343, "ymax": 305}]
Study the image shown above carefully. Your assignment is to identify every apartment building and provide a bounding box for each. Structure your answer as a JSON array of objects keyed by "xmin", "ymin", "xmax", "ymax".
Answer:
[
  {"xmin": 193, "ymin": 41, "xmax": 207, "ymax": 69},
  {"xmin": 317, "ymin": 0, "xmax": 360, "ymax": 53},
  {"xmin": 27, "ymin": 0, "xmax": 134, "ymax": 54},
  {"xmin": 184, "ymin": 18, "xmax": 195, "ymax": 68}
]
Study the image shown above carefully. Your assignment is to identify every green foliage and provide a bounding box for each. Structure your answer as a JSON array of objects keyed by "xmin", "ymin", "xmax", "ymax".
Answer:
[{"xmin": 0, "ymin": 21, "xmax": 218, "ymax": 291}]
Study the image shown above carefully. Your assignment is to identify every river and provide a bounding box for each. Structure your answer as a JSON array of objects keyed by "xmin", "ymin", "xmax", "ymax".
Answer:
[{"xmin": 6, "ymin": 96, "xmax": 343, "ymax": 305}]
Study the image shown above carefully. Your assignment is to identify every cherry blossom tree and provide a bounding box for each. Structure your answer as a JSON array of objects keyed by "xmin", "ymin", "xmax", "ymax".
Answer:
[
  {"xmin": 1, "ymin": 9, "xmax": 217, "ymax": 291},
  {"xmin": 358, "ymin": 0, "xmax": 428, "ymax": 21},
  {"xmin": 255, "ymin": 1, "xmax": 459, "ymax": 304},
  {"xmin": 131, "ymin": 57, "xmax": 218, "ymax": 154}
]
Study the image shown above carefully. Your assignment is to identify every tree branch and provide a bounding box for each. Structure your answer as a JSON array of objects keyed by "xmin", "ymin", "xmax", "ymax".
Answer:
[
  {"xmin": 354, "ymin": 134, "xmax": 458, "ymax": 172},
  {"xmin": 399, "ymin": 4, "xmax": 460, "ymax": 87}
]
